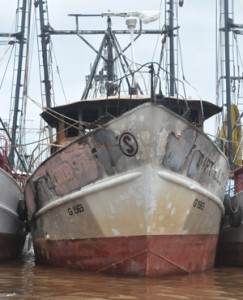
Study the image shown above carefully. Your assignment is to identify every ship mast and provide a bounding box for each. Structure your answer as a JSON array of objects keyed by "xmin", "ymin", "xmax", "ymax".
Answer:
[
  {"xmin": 223, "ymin": 0, "xmax": 234, "ymax": 166},
  {"xmin": 9, "ymin": 0, "xmax": 29, "ymax": 168},
  {"xmin": 36, "ymin": 6, "xmax": 162, "ymax": 102},
  {"xmin": 0, "ymin": 0, "xmax": 30, "ymax": 172},
  {"xmin": 168, "ymin": 0, "xmax": 176, "ymax": 96},
  {"xmin": 219, "ymin": 0, "xmax": 243, "ymax": 167},
  {"xmin": 166, "ymin": 0, "xmax": 183, "ymax": 97},
  {"xmin": 38, "ymin": 0, "xmax": 53, "ymax": 109}
]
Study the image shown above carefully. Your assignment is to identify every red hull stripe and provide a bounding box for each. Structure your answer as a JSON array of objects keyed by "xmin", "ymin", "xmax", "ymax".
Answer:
[
  {"xmin": 34, "ymin": 234, "xmax": 218, "ymax": 276},
  {"xmin": 0, "ymin": 233, "xmax": 25, "ymax": 260}
]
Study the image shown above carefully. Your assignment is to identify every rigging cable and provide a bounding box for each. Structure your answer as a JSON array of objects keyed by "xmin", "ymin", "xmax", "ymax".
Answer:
[
  {"xmin": 51, "ymin": 42, "xmax": 67, "ymax": 103},
  {"xmin": 177, "ymin": 34, "xmax": 199, "ymax": 99},
  {"xmin": 0, "ymin": 13, "xmax": 17, "ymax": 90},
  {"xmin": 151, "ymin": 0, "xmax": 163, "ymax": 62},
  {"xmin": 0, "ymin": 46, "xmax": 14, "ymax": 90}
]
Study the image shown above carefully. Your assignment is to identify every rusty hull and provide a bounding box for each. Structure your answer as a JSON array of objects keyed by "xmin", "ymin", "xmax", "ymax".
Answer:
[
  {"xmin": 33, "ymin": 234, "xmax": 219, "ymax": 276},
  {"xmin": 0, "ymin": 233, "xmax": 25, "ymax": 260}
]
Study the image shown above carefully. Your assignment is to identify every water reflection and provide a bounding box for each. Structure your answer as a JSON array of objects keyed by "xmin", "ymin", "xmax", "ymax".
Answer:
[{"xmin": 0, "ymin": 253, "xmax": 242, "ymax": 299}]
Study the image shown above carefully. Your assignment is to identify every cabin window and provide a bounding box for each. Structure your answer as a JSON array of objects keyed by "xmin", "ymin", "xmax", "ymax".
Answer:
[
  {"xmin": 64, "ymin": 112, "xmax": 79, "ymax": 138},
  {"xmin": 169, "ymin": 105, "xmax": 185, "ymax": 117},
  {"xmin": 189, "ymin": 109, "xmax": 199, "ymax": 125},
  {"xmin": 82, "ymin": 109, "xmax": 99, "ymax": 123}
]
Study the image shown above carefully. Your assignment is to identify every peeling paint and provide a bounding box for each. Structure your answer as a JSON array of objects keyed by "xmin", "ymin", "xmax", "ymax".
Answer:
[
  {"xmin": 167, "ymin": 202, "xmax": 172, "ymax": 210},
  {"xmin": 140, "ymin": 130, "xmax": 151, "ymax": 144},
  {"xmin": 171, "ymin": 208, "xmax": 176, "ymax": 215},
  {"xmin": 139, "ymin": 114, "xmax": 145, "ymax": 122},
  {"xmin": 112, "ymin": 228, "xmax": 120, "ymax": 236},
  {"xmin": 162, "ymin": 128, "xmax": 197, "ymax": 172},
  {"xmin": 159, "ymin": 227, "xmax": 165, "ymax": 233}
]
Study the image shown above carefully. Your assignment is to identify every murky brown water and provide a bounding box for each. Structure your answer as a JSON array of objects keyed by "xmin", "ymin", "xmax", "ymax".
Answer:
[{"xmin": 0, "ymin": 252, "xmax": 242, "ymax": 300}]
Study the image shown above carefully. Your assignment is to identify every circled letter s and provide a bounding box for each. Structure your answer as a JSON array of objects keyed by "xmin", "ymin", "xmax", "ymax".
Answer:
[{"xmin": 119, "ymin": 132, "xmax": 138, "ymax": 157}]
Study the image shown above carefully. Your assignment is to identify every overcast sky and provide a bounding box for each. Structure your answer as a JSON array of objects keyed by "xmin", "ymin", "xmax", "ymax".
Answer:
[{"xmin": 1, "ymin": 0, "xmax": 243, "ymax": 150}]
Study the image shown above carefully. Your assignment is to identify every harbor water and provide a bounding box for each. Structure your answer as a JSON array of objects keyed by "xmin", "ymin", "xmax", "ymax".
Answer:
[{"xmin": 0, "ymin": 252, "xmax": 243, "ymax": 299}]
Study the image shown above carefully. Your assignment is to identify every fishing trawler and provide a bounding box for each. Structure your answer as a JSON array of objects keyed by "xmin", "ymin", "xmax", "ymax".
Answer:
[
  {"xmin": 25, "ymin": 1, "xmax": 229, "ymax": 276},
  {"xmin": 215, "ymin": 0, "xmax": 243, "ymax": 267},
  {"xmin": 0, "ymin": 0, "xmax": 31, "ymax": 260},
  {"xmin": 0, "ymin": 135, "xmax": 26, "ymax": 260}
]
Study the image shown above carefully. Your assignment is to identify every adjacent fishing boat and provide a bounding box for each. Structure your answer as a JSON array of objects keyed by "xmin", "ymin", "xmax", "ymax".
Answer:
[
  {"xmin": 25, "ymin": 1, "xmax": 230, "ymax": 276},
  {"xmin": 0, "ymin": 132, "xmax": 26, "ymax": 261},
  {"xmin": 215, "ymin": 0, "xmax": 243, "ymax": 267},
  {"xmin": 0, "ymin": 134, "xmax": 26, "ymax": 260},
  {"xmin": 0, "ymin": 0, "xmax": 31, "ymax": 260}
]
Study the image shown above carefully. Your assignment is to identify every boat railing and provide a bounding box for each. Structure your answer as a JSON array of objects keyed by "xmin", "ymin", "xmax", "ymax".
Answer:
[
  {"xmin": 0, "ymin": 135, "xmax": 28, "ymax": 188},
  {"xmin": 88, "ymin": 61, "xmax": 188, "ymax": 101}
]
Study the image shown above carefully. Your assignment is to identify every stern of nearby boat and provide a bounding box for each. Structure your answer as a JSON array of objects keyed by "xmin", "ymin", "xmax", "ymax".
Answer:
[{"xmin": 216, "ymin": 167, "xmax": 243, "ymax": 267}]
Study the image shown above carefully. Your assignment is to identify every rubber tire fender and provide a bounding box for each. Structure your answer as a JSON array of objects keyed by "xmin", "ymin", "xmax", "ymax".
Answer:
[
  {"xmin": 229, "ymin": 205, "xmax": 243, "ymax": 228},
  {"xmin": 17, "ymin": 199, "xmax": 27, "ymax": 221}
]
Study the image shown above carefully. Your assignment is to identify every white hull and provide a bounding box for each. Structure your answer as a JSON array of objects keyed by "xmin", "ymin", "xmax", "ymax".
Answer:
[
  {"xmin": 0, "ymin": 168, "xmax": 26, "ymax": 259},
  {"xmin": 34, "ymin": 165, "xmax": 224, "ymax": 239}
]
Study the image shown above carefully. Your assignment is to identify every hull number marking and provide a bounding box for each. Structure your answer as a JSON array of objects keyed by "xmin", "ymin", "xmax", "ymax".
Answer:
[
  {"xmin": 68, "ymin": 203, "xmax": 84, "ymax": 216},
  {"xmin": 193, "ymin": 199, "xmax": 205, "ymax": 211}
]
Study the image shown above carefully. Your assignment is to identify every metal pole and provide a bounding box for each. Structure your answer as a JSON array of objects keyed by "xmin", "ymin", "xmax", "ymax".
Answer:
[
  {"xmin": 9, "ymin": 0, "xmax": 27, "ymax": 168},
  {"xmin": 106, "ymin": 17, "xmax": 115, "ymax": 84},
  {"xmin": 39, "ymin": 0, "xmax": 52, "ymax": 108},
  {"xmin": 81, "ymin": 35, "xmax": 107, "ymax": 99},
  {"xmin": 224, "ymin": 0, "xmax": 234, "ymax": 166},
  {"xmin": 150, "ymin": 63, "xmax": 155, "ymax": 103},
  {"xmin": 169, "ymin": 0, "xmax": 175, "ymax": 96}
]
